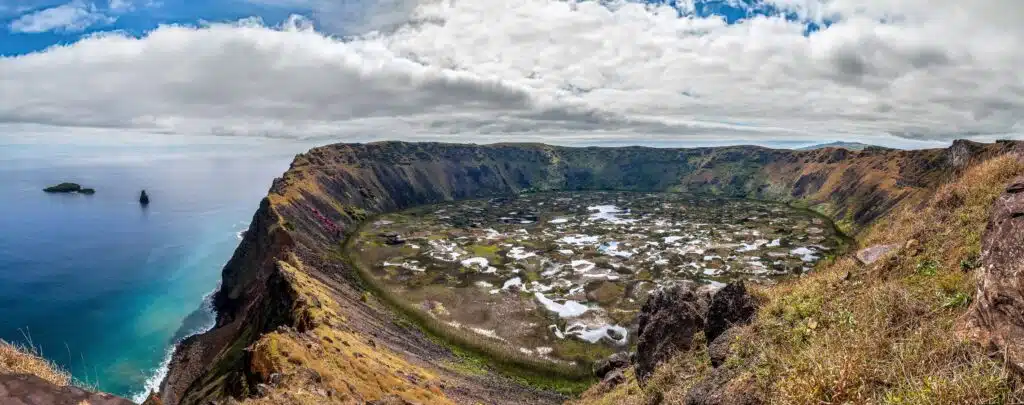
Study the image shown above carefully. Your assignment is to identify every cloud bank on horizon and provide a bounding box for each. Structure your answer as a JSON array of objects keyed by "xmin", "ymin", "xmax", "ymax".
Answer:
[{"xmin": 0, "ymin": 0, "xmax": 1022, "ymax": 146}]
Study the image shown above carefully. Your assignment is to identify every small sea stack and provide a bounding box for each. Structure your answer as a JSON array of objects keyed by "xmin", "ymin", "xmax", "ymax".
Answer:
[{"xmin": 139, "ymin": 190, "xmax": 150, "ymax": 205}]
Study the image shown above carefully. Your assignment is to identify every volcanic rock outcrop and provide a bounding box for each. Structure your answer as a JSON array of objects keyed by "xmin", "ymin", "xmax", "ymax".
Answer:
[
  {"xmin": 633, "ymin": 281, "xmax": 759, "ymax": 386},
  {"xmin": 968, "ymin": 175, "xmax": 1024, "ymax": 372},
  {"xmin": 703, "ymin": 282, "xmax": 757, "ymax": 345},
  {"xmin": 634, "ymin": 283, "xmax": 711, "ymax": 386}
]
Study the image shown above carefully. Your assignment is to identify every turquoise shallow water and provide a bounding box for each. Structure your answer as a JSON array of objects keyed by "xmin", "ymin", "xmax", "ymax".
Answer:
[{"xmin": 0, "ymin": 133, "xmax": 310, "ymax": 400}]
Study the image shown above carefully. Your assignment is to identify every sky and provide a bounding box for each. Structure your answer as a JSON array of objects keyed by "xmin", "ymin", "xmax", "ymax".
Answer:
[{"xmin": 0, "ymin": 0, "xmax": 1022, "ymax": 148}]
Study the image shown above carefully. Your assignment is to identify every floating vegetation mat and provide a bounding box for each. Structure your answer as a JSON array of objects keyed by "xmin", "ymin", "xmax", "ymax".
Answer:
[{"xmin": 349, "ymin": 192, "xmax": 845, "ymax": 363}]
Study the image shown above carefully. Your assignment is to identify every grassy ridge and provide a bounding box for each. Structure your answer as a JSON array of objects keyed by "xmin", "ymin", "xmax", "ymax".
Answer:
[
  {"xmin": 337, "ymin": 220, "xmax": 596, "ymax": 395},
  {"xmin": 0, "ymin": 340, "xmax": 71, "ymax": 387},
  {"xmin": 577, "ymin": 154, "xmax": 1024, "ymax": 405}
]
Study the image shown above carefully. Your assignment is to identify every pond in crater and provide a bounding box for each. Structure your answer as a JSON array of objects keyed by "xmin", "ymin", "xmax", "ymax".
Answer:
[{"xmin": 348, "ymin": 192, "xmax": 847, "ymax": 364}]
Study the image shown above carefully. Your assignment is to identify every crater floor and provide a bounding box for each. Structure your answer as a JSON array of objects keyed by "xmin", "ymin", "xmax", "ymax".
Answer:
[{"xmin": 349, "ymin": 192, "xmax": 845, "ymax": 363}]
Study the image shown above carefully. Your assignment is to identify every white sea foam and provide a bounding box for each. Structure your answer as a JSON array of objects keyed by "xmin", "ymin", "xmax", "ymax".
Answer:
[{"xmin": 131, "ymin": 289, "xmax": 218, "ymax": 403}]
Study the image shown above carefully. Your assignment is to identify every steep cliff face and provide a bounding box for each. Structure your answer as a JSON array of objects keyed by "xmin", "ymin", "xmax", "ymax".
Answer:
[{"xmin": 162, "ymin": 140, "xmax": 1024, "ymax": 404}]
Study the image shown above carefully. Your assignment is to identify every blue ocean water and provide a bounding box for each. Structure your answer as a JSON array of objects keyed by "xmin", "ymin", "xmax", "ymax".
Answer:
[{"xmin": 0, "ymin": 132, "xmax": 311, "ymax": 400}]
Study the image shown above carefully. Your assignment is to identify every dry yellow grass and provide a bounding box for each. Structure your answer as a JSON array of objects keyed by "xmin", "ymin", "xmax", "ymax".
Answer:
[
  {"xmin": 0, "ymin": 340, "xmax": 70, "ymax": 386},
  {"xmin": 240, "ymin": 258, "xmax": 452, "ymax": 405},
  {"xmin": 581, "ymin": 154, "xmax": 1024, "ymax": 405}
]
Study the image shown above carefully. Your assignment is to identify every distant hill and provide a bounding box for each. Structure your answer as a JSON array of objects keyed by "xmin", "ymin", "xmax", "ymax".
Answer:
[{"xmin": 798, "ymin": 141, "xmax": 880, "ymax": 151}]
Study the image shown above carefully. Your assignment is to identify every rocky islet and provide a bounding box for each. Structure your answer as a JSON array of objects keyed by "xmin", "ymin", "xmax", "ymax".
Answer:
[{"xmin": 42, "ymin": 182, "xmax": 95, "ymax": 194}]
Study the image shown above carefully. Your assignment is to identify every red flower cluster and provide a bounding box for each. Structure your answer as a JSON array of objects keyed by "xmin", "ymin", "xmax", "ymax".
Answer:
[{"xmin": 309, "ymin": 206, "xmax": 343, "ymax": 237}]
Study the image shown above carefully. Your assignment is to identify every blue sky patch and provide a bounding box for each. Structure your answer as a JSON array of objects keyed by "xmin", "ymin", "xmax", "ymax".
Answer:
[
  {"xmin": 0, "ymin": 0, "xmax": 303, "ymax": 55},
  {"xmin": 0, "ymin": 0, "xmax": 833, "ymax": 56}
]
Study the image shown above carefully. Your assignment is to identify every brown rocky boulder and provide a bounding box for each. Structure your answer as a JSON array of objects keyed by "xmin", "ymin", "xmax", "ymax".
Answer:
[
  {"xmin": 634, "ymin": 282, "xmax": 710, "ymax": 386},
  {"xmin": 593, "ymin": 352, "xmax": 630, "ymax": 379},
  {"xmin": 704, "ymin": 282, "xmax": 757, "ymax": 344},
  {"xmin": 968, "ymin": 175, "xmax": 1024, "ymax": 373}
]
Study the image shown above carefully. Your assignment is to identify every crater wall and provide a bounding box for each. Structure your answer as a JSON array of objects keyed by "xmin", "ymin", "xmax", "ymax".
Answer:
[{"xmin": 162, "ymin": 140, "xmax": 1024, "ymax": 404}]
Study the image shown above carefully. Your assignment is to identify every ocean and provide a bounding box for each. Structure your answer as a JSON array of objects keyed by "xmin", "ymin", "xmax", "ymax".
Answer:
[{"xmin": 0, "ymin": 132, "xmax": 312, "ymax": 400}]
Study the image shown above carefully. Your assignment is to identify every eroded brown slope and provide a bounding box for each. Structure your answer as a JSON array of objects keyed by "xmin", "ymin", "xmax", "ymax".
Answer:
[{"xmin": 161, "ymin": 140, "xmax": 1024, "ymax": 405}]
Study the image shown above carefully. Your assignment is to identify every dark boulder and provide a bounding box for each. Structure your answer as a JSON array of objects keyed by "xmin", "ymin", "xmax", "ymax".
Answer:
[
  {"xmin": 634, "ymin": 282, "xmax": 710, "ymax": 386},
  {"xmin": 968, "ymin": 175, "xmax": 1024, "ymax": 373},
  {"xmin": 601, "ymin": 369, "xmax": 626, "ymax": 388},
  {"xmin": 708, "ymin": 327, "xmax": 740, "ymax": 368},
  {"xmin": 704, "ymin": 282, "xmax": 757, "ymax": 344},
  {"xmin": 593, "ymin": 352, "xmax": 629, "ymax": 379},
  {"xmin": 139, "ymin": 190, "xmax": 150, "ymax": 205},
  {"xmin": 383, "ymin": 233, "xmax": 405, "ymax": 245}
]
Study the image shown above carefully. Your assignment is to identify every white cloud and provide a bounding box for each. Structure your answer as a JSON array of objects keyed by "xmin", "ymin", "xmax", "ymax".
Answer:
[
  {"xmin": 0, "ymin": 2, "xmax": 58, "ymax": 18},
  {"xmin": 108, "ymin": 0, "xmax": 132, "ymax": 12},
  {"xmin": 1, "ymin": 0, "xmax": 1023, "ymax": 144},
  {"xmin": 8, "ymin": 1, "xmax": 115, "ymax": 33},
  {"xmin": 245, "ymin": 0, "xmax": 419, "ymax": 35},
  {"xmin": 106, "ymin": 0, "xmax": 159, "ymax": 13}
]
